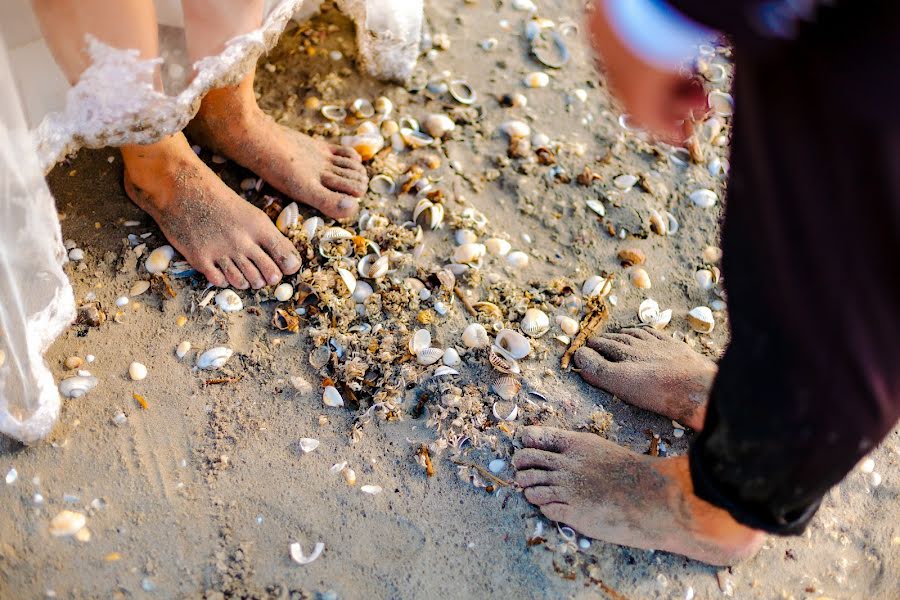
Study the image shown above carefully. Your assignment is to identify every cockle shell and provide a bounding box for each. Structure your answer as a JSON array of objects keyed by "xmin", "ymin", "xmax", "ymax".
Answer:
[
  {"xmin": 369, "ymin": 174, "xmax": 395, "ymax": 195},
  {"xmin": 492, "ymin": 401, "xmax": 519, "ymax": 421},
  {"xmin": 49, "ymin": 510, "xmax": 86, "ymax": 537},
  {"xmin": 128, "ymin": 362, "xmax": 148, "ymax": 381},
  {"xmin": 630, "ymin": 268, "xmax": 652, "ymax": 289},
  {"xmin": 323, "ymin": 385, "xmax": 344, "ymax": 407},
  {"xmin": 129, "ymin": 280, "xmax": 151, "ymax": 297},
  {"xmin": 197, "ymin": 347, "xmax": 234, "ymax": 370},
  {"xmin": 506, "ymin": 251, "xmax": 529, "ymax": 268},
  {"xmin": 352, "ymin": 281, "xmax": 374, "ymax": 303},
  {"xmin": 491, "ymin": 375, "xmax": 522, "ymax": 401},
  {"xmin": 690, "ymin": 189, "xmax": 718, "ymax": 208},
  {"xmin": 489, "ymin": 346, "xmax": 521, "ymax": 374},
  {"xmin": 638, "ymin": 299, "xmax": 672, "ymax": 330},
  {"xmin": 298, "ymin": 438, "xmax": 320, "ymax": 453},
  {"xmin": 555, "ymin": 315, "xmax": 579, "ymax": 336},
  {"xmin": 321, "ymin": 105, "xmax": 347, "ymax": 121},
  {"xmin": 613, "ymin": 174, "xmax": 638, "ymax": 191},
  {"xmin": 413, "ymin": 199, "xmax": 445, "ymax": 230},
  {"xmin": 274, "ymin": 283, "xmax": 294, "ymax": 302},
  {"xmin": 409, "ymin": 329, "xmax": 432, "ymax": 354},
  {"xmin": 494, "ymin": 329, "xmax": 532, "ymax": 359},
  {"xmin": 145, "ymin": 245, "xmax": 175, "ymax": 274},
  {"xmin": 462, "ymin": 323, "xmax": 489, "ymax": 348},
  {"xmin": 351, "ymin": 98, "xmax": 375, "ymax": 118},
  {"xmin": 453, "ymin": 243, "xmax": 486, "ymax": 264},
  {"xmin": 500, "ymin": 120, "xmax": 531, "ymax": 139},
  {"xmin": 336, "ymin": 268, "xmax": 357, "ymax": 296},
  {"xmin": 524, "ymin": 71, "xmax": 550, "ymax": 88},
  {"xmin": 454, "ymin": 229, "xmax": 478, "ymax": 245},
  {"xmin": 433, "ymin": 365, "xmax": 460, "ymax": 377},
  {"xmin": 215, "ymin": 290, "xmax": 243, "ymax": 312},
  {"xmin": 423, "ymin": 113, "xmax": 456, "ymax": 138},
  {"xmin": 320, "ymin": 227, "xmax": 353, "ymax": 242},
  {"xmin": 416, "ymin": 348, "xmax": 445, "ymax": 366},
  {"xmin": 708, "ymin": 91, "xmax": 734, "ymax": 117},
  {"xmin": 520, "ymin": 308, "xmax": 550, "ymax": 338},
  {"xmin": 341, "ymin": 134, "xmax": 384, "ymax": 161},
  {"xmin": 357, "ymin": 254, "xmax": 389, "ymax": 279},
  {"xmin": 290, "ymin": 542, "xmax": 325, "ymax": 566},
  {"xmin": 176, "ymin": 341, "xmax": 191, "ymax": 359},
  {"xmin": 583, "ymin": 275, "xmax": 612, "ymax": 297},
  {"xmin": 484, "ymin": 238, "xmax": 512, "ymax": 256},
  {"xmin": 442, "ymin": 348, "xmax": 461, "ymax": 367},
  {"xmin": 59, "ymin": 375, "xmax": 99, "ymax": 399},
  {"xmin": 687, "ymin": 306, "xmax": 715, "ymax": 333},
  {"xmin": 695, "ymin": 269, "xmax": 716, "ymax": 290},
  {"xmin": 276, "ymin": 202, "xmax": 299, "ymax": 233},
  {"xmin": 302, "ymin": 216, "xmax": 324, "ymax": 239}
]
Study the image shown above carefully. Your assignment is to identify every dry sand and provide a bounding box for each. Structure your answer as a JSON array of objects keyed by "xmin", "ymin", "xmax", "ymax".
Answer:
[{"xmin": 1, "ymin": 1, "xmax": 897, "ymax": 598}]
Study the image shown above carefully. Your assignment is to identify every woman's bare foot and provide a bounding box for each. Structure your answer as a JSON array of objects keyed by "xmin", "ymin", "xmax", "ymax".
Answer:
[
  {"xmin": 122, "ymin": 133, "xmax": 301, "ymax": 289},
  {"xmin": 573, "ymin": 327, "xmax": 717, "ymax": 430},
  {"xmin": 188, "ymin": 72, "xmax": 368, "ymax": 221},
  {"xmin": 513, "ymin": 426, "xmax": 763, "ymax": 565}
]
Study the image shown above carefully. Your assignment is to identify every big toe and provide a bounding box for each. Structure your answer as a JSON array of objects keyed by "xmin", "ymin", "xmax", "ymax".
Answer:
[
  {"xmin": 308, "ymin": 187, "xmax": 360, "ymax": 220},
  {"xmin": 574, "ymin": 346, "xmax": 637, "ymax": 399},
  {"xmin": 524, "ymin": 485, "xmax": 569, "ymax": 506},
  {"xmin": 522, "ymin": 426, "xmax": 573, "ymax": 453}
]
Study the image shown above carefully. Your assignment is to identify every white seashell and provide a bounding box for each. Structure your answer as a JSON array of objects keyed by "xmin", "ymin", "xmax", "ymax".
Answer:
[
  {"xmin": 491, "ymin": 375, "xmax": 522, "ymax": 400},
  {"xmin": 524, "ymin": 71, "xmax": 550, "ymax": 88},
  {"xmin": 409, "ymin": 329, "xmax": 432, "ymax": 354},
  {"xmin": 196, "ymin": 346, "xmax": 234, "ymax": 370},
  {"xmin": 340, "ymin": 133, "xmax": 384, "ymax": 161},
  {"xmin": 129, "ymin": 361, "xmax": 148, "ymax": 381},
  {"xmin": 512, "ymin": 0, "xmax": 536, "ymax": 11},
  {"xmin": 352, "ymin": 281, "xmax": 374, "ymax": 304},
  {"xmin": 49, "ymin": 510, "xmax": 86, "ymax": 537},
  {"xmin": 488, "ymin": 459, "xmax": 507, "ymax": 474},
  {"xmin": 145, "ymin": 245, "xmax": 175, "ymax": 274},
  {"xmin": 492, "ymin": 401, "xmax": 519, "ymax": 421},
  {"xmin": 336, "ymin": 268, "xmax": 357, "ymax": 296},
  {"xmin": 710, "ymin": 299, "xmax": 727, "ymax": 312},
  {"xmin": 115, "ymin": 296, "xmax": 129, "ymax": 307},
  {"xmin": 298, "ymin": 438, "xmax": 320, "ymax": 453},
  {"xmin": 532, "ymin": 132, "xmax": 549, "ymax": 147},
  {"xmin": 276, "ymin": 202, "xmax": 299, "ymax": 233},
  {"xmin": 442, "ymin": 348, "xmax": 461, "ymax": 367},
  {"xmin": 289, "ymin": 541, "xmax": 325, "ymax": 566},
  {"xmin": 454, "ymin": 229, "xmax": 478, "ymax": 245},
  {"xmin": 583, "ymin": 275, "xmax": 612, "ymax": 297},
  {"xmin": 215, "ymin": 290, "xmax": 244, "ymax": 312},
  {"xmin": 489, "ymin": 347, "xmax": 521, "ymax": 374},
  {"xmin": 484, "ymin": 238, "xmax": 511, "ymax": 256},
  {"xmin": 375, "ymin": 96, "xmax": 393, "ymax": 115},
  {"xmin": 433, "ymin": 365, "xmax": 460, "ymax": 377},
  {"xmin": 630, "ymin": 268, "xmax": 652, "ymax": 289},
  {"xmin": 369, "ymin": 174, "xmax": 395, "ymax": 196},
  {"xmin": 5, "ymin": 467, "xmax": 17, "ymax": 484},
  {"xmin": 59, "ymin": 375, "xmax": 98, "ymax": 399},
  {"xmin": 302, "ymin": 216, "xmax": 324, "ymax": 239},
  {"xmin": 462, "ymin": 323, "xmax": 489, "ymax": 348},
  {"xmin": 323, "ymin": 385, "xmax": 344, "ymax": 407},
  {"xmin": 500, "ymin": 120, "xmax": 531, "ymax": 139},
  {"xmin": 520, "ymin": 308, "xmax": 550, "ymax": 338},
  {"xmin": 274, "ymin": 283, "xmax": 294, "ymax": 302},
  {"xmin": 556, "ymin": 315, "xmax": 579, "ymax": 336},
  {"xmin": 494, "ymin": 329, "xmax": 532, "ymax": 360},
  {"xmin": 708, "ymin": 91, "xmax": 734, "ymax": 117},
  {"xmin": 690, "ymin": 189, "xmax": 718, "ymax": 208},
  {"xmin": 860, "ymin": 458, "xmax": 875, "ymax": 474},
  {"xmin": 687, "ymin": 306, "xmax": 715, "ymax": 333},
  {"xmin": 351, "ymin": 98, "xmax": 375, "ymax": 118},
  {"xmin": 416, "ymin": 348, "xmax": 445, "ymax": 366},
  {"xmin": 129, "ymin": 280, "xmax": 151, "ymax": 297},
  {"xmin": 453, "ymin": 242, "xmax": 486, "ymax": 264},
  {"xmin": 506, "ymin": 251, "xmax": 529, "ymax": 268},
  {"xmin": 361, "ymin": 485, "xmax": 382, "ymax": 495},
  {"xmin": 330, "ymin": 461, "xmax": 348, "ymax": 474},
  {"xmin": 422, "ymin": 113, "xmax": 456, "ymax": 138},
  {"xmin": 613, "ymin": 174, "xmax": 639, "ymax": 191},
  {"xmin": 357, "ymin": 254, "xmax": 389, "ymax": 279},
  {"xmin": 321, "ymin": 105, "xmax": 347, "ymax": 121},
  {"xmin": 68, "ymin": 248, "xmax": 84, "ymax": 261},
  {"xmin": 664, "ymin": 211, "xmax": 680, "ymax": 235},
  {"xmin": 638, "ymin": 299, "xmax": 672, "ymax": 330},
  {"xmin": 400, "ymin": 128, "xmax": 435, "ymax": 149},
  {"xmin": 649, "ymin": 209, "xmax": 668, "ymax": 236},
  {"xmin": 413, "ymin": 199, "xmax": 445, "ymax": 230},
  {"xmin": 695, "ymin": 269, "xmax": 715, "ymax": 290},
  {"xmin": 586, "ymin": 199, "xmax": 606, "ymax": 217},
  {"xmin": 320, "ymin": 227, "xmax": 353, "ymax": 242},
  {"xmin": 176, "ymin": 341, "xmax": 191, "ymax": 359}
]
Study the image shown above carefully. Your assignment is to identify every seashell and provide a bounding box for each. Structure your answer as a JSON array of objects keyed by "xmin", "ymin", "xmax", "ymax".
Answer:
[
  {"xmin": 702, "ymin": 62, "xmax": 727, "ymax": 83},
  {"xmin": 500, "ymin": 120, "xmax": 531, "ymax": 139},
  {"xmin": 664, "ymin": 211, "xmax": 679, "ymax": 235},
  {"xmin": 491, "ymin": 375, "xmax": 522, "ymax": 401},
  {"xmin": 703, "ymin": 116, "xmax": 723, "ymax": 141},
  {"xmin": 583, "ymin": 275, "xmax": 612, "ymax": 297},
  {"xmin": 274, "ymin": 283, "xmax": 294, "ymax": 302},
  {"xmin": 129, "ymin": 361, "xmax": 148, "ymax": 381},
  {"xmin": 710, "ymin": 299, "xmax": 727, "ymax": 312},
  {"xmin": 64, "ymin": 356, "xmax": 83, "ymax": 370},
  {"xmin": 494, "ymin": 329, "xmax": 532, "ymax": 359},
  {"xmin": 422, "ymin": 113, "xmax": 456, "ymax": 138},
  {"xmin": 492, "ymin": 401, "xmax": 519, "ymax": 421},
  {"xmin": 586, "ymin": 199, "xmax": 605, "ymax": 217},
  {"xmin": 524, "ymin": 71, "xmax": 550, "ymax": 88},
  {"xmin": 484, "ymin": 238, "xmax": 511, "ymax": 256},
  {"xmin": 375, "ymin": 96, "xmax": 393, "ymax": 115},
  {"xmin": 309, "ymin": 346, "xmax": 331, "ymax": 370},
  {"xmin": 630, "ymin": 267, "xmax": 652, "ymax": 289},
  {"xmin": 340, "ymin": 134, "xmax": 384, "ymax": 161},
  {"xmin": 513, "ymin": 0, "xmax": 536, "ymax": 10},
  {"xmin": 555, "ymin": 315, "xmax": 579, "ymax": 336},
  {"xmin": 321, "ymin": 105, "xmax": 347, "ymax": 121},
  {"xmin": 638, "ymin": 299, "xmax": 672, "ymax": 329},
  {"xmin": 689, "ymin": 189, "xmax": 718, "ymax": 208},
  {"xmin": 442, "ymin": 348, "xmax": 461, "ymax": 367},
  {"xmin": 413, "ymin": 199, "xmax": 445, "ymax": 230},
  {"xmin": 520, "ymin": 308, "xmax": 550, "ymax": 338},
  {"xmin": 617, "ymin": 248, "xmax": 646, "ymax": 267},
  {"xmin": 369, "ymin": 174, "xmax": 395, "ymax": 195},
  {"xmin": 695, "ymin": 269, "xmax": 716, "ymax": 290},
  {"xmin": 302, "ymin": 216, "xmax": 324, "ymax": 240},
  {"xmin": 276, "ymin": 202, "xmax": 300, "ymax": 233},
  {"xmin": 453, "ymin": 242, "xmax": 486, "ymax": 264},
  {"xmin": 489, "ymin": 346, "xmax": 521, "ymax": 374},
  {"xmin": 649, "ymin": 209, "xmax": 668, "ymax": 236},
  {"xmin": 361, "ymin": 484, "xmax": 382, "ymax": 495},
  {"xmin": 298, "ymin": 438, "xmax": 320, "ymax": 453},
  {"xmin": 129, "ymin": 280, "xmax": 151, "ymax": 297},
  {"xmin": 613, "ymin": 174, "xmax": 638, "ymax": 191},
  {"xmin": 473, "ymin": 302, "xmax": 503, "ymax": 319},
  {"xmin": 290, "ymin": 541, "xmax": 325, "ymax": 566},
  {"xmin": 352, "ymin": 280, "xmax": 374, "ymax": 303},
  {"xmin": 687, "ymin": 306, "xmax": 715, "ymax": 333},
  {"xmin": 708, "ymin": 91, "xmax": 734, "ymax": 117},
  {"xmin": 462, "ymin": 323, "xmax": 489, "ymax": 348},
  {"xmin": 320, "ymin": 226, "xmax": 353, "ymax": 242},
  {"xmin": 357, "ymin": 254, "xmax": 389, "ymax": 279},
  {"xmin": 323, "ymin": 385, "xmax": 344, "ymax": 407},
  {"xmin": 176, "ymin": 341, "xmax": 191, "ymax": 359},
  {"xmin": 409, "ymin": 329, "xmax": 432, "ymax": 354},
  {"xmin": 448, "ymin": 80, "xmax": 477, "ymax": 104},
  {"xmin": 400, "ymin": 128, "xmax": 435, "ymax": 149},
  {"xmin": 416, "ymin": 348, "xmax": 445, "ymax": 366},
  {"xmin": 356, "ymin": 121, "xmax": 378, "ymax": 136},
  {"xmin": 49, "ymin": 510, "xmax": 86, "ymax": 537},
  {"xmin": 531, "ymin": 29, "xmax": 570, "ymax": 69},
  {"xmin": 336, "ymin": 268, "xmax": 357, "ymax": 296},
  {"xmin": 145, "ymin": 245, "xmax": 175, "ymax": 274},
  {"xmin": 215, "ymin": 289, "xmax": 243, "ymax": 312},
  {"xmin": 115, "ymin": 295, "xmax": 130, "ymax": 308},
  {"xmin": 433, "ymin": 365, "xmax": 460, "ymax": 377},
  {"xmin": 489, "ymin": 459, "xmax": 507, "ymax": 474},
  {"xmin": 197, "ymin": 346, "xmax": 234, "ymax": 370},
  {"xmin": 506, "ymin": 251, "xmax": 529, "ymax": 268},
  {"xmin": 350, "ymin": 98, "xmax": 375, "ymax": 118},
  {"xmin": 59, "ymin": 375, "xmax": 99, "ymax": 399}
]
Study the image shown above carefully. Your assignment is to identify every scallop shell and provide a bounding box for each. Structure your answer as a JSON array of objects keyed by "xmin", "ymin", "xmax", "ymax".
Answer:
[
  {"xmin": 351, "ymin": 98, "xmax": 375, "ymax": 118},
  {"xmin": 128, "ymin": 361, "xmax": 148, "ymax": 381},
  {"xmin": 341, "ymin": 134, "xmax": 384, "ymax": 161},
  {"xmin": 500, "ymin": 120, "xmax": 531, "ymax": 139},
  {"xmin": 555, "ymin": 315, "xmax": 579, "ymax": 336},
  {"xmin": 638, "ymin": 299, "xmax": 672, "ymax": 329},
  {"xmin": 416, "ymin": 348, "xmax": 445, "ymax": 366},
  {"xmin": 687, "ymin": 306, "xmax": 715, "ymax": 333},
  {"xmin": 49, "ymin": 510, "xmax": 86, "ymax": 537},
  {"xmin": 357, "ymin": 254, "xmax": 389, "ymax": 279},
  {"xmin": 489, "ymin": 346, "xmax": 521, "ymax": 374},
  {"xmin": 321, "ymin": 105, "xmax": 347, "ymax": 121},
  {"xmin": 274, "ymin": 283, "xmax": 294, "ymax": 302},
  {"xmin": 196, "ymin": 346, "xmax": 234, "ymax": 370},
  {"xmin": 583, "ymin": 275, "xmax": 612, "ymax": 297},
  {"xmin": 442, "ymin": 348, "xmax": 461, "ymax": 367},
  {"xmin": 176, "ymin": 341, "xmax": 191, "ymax": 359},
  {"xmin": 520, "ymin": 308, "xmax": 550, "ymax": 338},
  {"xmin": 613, "ymin": 174, "xmax": 638, "ymax": 191},
  {"xmin": 215, "ymin": 289, "xmax": 243, "ymax": 312},
  {"xmin": 302, "ymin": 216, "xmax": 324, "ymax": 240},
  {"xmin": 492, "ymin": 401, "xmax": 519, "ymax": 421},
  {"xmin": 452, "ymin": 242, "xmax": 486, "ymax": 264},
  {"xmin": 422, "ymin": 113, "xmax": 456, "ymax": 138},
  {"xmin": 290, "ymin": 541, "xmax": 325, "ymax": 566},
  {"xmin": 484, "ymin": 238, "xmax": 511, "ymax": 256},
  {"xmin": 506, "ymin": 251, "xmax": 529, "ymax": 268},
  {"xmin": 491, "ymin": 375, "xmax": 522, "ymax": 401},
  {"xmin": 413, "ymin": 199, "xmax": 445, "ymax": 230},
  {"xmin": 369, "ymin": 174, "xmax": 395, "ymax": 195},
  {"xmin": 299, "ymin": 438, "xmax": 320, "ymax": 453},
  {"xmin": 59, "ymin": 375, "xmax": 99, "ymax": 399},
  {"xmin": 323, "ymin": 385, "xmax": 344, "ymax": 407},
  {"xmin": 630, "ymin": 268, "xmax": 652, "ymax": 289},
  {"xmin": 276, "ymin": 202, "xmax": 300, "ymax": 233},
  {"xmin": 524, "ymin": 71, "xmax": 550, "ymax": 88},
  {"xmin": 689, "ymin": 189, "xmax": 718, "ymax": 208},
  {"xmin": 448, "ymin": 79, "xmax": 477, "ymax": 104},
  {"xmin": 145, "ymin": 245, "xmax": 175, "ymax": 274},
  {"xmin": 409, "ymin": 329, "xmax": 432, "ymax": 354},
  {"xmin": 494, "ymin": 329, "xmax": 532, "ymax": 359},
  {"xmin": 336, "ymin": 268, "xmax": 357, "ymax": 296},
  {"xmin": 462, "ymin": 323, "xmax": 489, "ymax": 348},
  {"xmin": 708, "ymin": 91, "xmax": 734, "ymax": 117}
]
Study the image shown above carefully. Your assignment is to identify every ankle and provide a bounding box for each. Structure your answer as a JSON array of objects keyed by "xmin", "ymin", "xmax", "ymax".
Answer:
[{"xmin": 196, "ymin": 76, "xmax": 260, "ymax": 125}]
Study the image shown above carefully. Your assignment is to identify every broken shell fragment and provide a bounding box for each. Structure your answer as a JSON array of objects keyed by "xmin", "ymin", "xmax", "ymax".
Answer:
[
  {"xmin": 690, "ymin": 189, "xmax": 718, "ymax": 208},
  {"xmin": 491, "ymin": 375, "xmax": 522, "ymax": 401},
  {"xmin": 341, "ymin": 466, "xmax": 356, "ymax": 485},
  {"xmin": 462, "ymin": 323, "xmax": 489, "ymax": 348},
  {"xmin": 215, "ymin": 290, "xmax": 243, "ymax": 312},
  {"xmin": 350, "ymin": 98, "xmax": 374, "ymax": 118},
  {"xmin": 583, "ymin": 275, "xmax": 612, "ymax": 297},
  {"xmin": 448, "ymin": 80, "xmax": 477, "ymax": 104},
  {"xmin": 492, "ymin": 401, "xmax": 519, "ymax": 421},
  {"xmin": 323, "ymin": 385, "xmax": 344, "ymax": 407},
  {"xmin": 369, "ymin": 174, "xmax": 395, "ymax": 195},
  {"xmin": 59, "ymin": 375, "xmax": 99, "ymax": 399},
  {"xmin": 276, "ymin": 202, "xmax": 299, "ymax": 233},
  {"xmin": 145, "ymin": 245, "xmax": 175, "ymax": 274},
  {"xmin": 695, "ymin": 269, "xmax": 716, "ymax": 290},
  {"xmin": 196, "ymin": 346, "xmax": 234, "ymax": 370},
  {"xmin": 289, "ymin": 541, "xmax": 324, "ymax": 566},
  {"xmin": 520, "ymin": 308, "xmax": 550, "ymax": 338},
  {"xmin": 49, "ymin": 510, "xmax": 86, "ymax": 537},
  {"xmin": 336, "ymin": 268, "xmax": 357, "ymax": 296},
  {"xmin": 129, "ymin": 280, "xmax": 151, "ymax": 297},
  {"xmin": 708, "ymin": 91, "xmax": 734, "ymax": 117},
  {"xmin": 128, "ymin": 361, "xmax": 148, "ymax": 381},
  {"xmin": 409, "ymin": 329, "xmax": 432, "ymax": 354},
  {"xmin": 176, "ymin": 341, "xmax": 191, "ymax": 359},
  {"xmin": 488, "ymin": 346, "xmax": 521, "ymax": 374},
  {"xmin": 531, "ymin": 29, "xmax": 570, "ymax": 69},
  {"xmin": 274, "ymin": 283, "xmax": 294, "ymax": 302},
  {"xmin": 422, "ymin": 113, "xmax": 456, "ymax": 138},
  {"xmin": 298, "ymin": 438, "xmax": 320, "ymax": 453},
  {"xmin": 687, "ymin": 306, "xmax": 715, "ymax": 333},
  {"xmin": 400, "ymin": 128, "xmax": 435, "ymax": 149},
  {"xmin": 613, "ymin": 174, "xmax": 638, "ymax": 191},
  {"xmin": 638, "ymin": 299, "xmax": 672, "ymax": 330},
  {"xmin": 617, "ymin": 248, "xmax": 646, "ymax": 267},
  {"xmin": 361, "ymin": 484, "xmax": 382, "ymax": 494},
  {"xmin": 630, "ymin": 268, "xmax": 652, "ymax": 289},
  {"xmin": 586, "ymin": 199, "xmax": 605, "ymax": 217},
  {"xmin": 416, "ymin": 348, "xmax": 445, "ymax": 366}
]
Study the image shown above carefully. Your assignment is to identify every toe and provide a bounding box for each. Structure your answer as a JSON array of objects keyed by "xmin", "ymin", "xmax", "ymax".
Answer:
[
  {"xmin": 233, "ymin": 255, "xmax": 266, "ymax": 289},
  {"xmin": 511, "ymin": 448, "xmax": 564, "ymax": 471},
  {"xmin": 515, "ymin": 468, "xmax": 562, "ymax": 488},
  {"xmin": 249, "ymin": 247, "xmax": 283, "ymax": 286},
  {"xmin": 620, "ymin": 327, "xmax": 656, "ymax": 341},
  {"xmin": 332, "ymin": 155, "xmax": 367, "ymax": 175},
  {"xmin": 539, "ymin": 502, "xmax": 573, "ymax": 524},
  {"xmin": 331, "ymin": 144, "xmax": 362, "ymax": 162},
  {"xmin": 586, "ymin": 335, "xmax": 633, "ymax": 361},
  {"xmin": 322, "ymin": 171, "xmax": 367, "ymax": 197},
  {"xmin": 259, "ymin": 235, "xmax": 301, "ymax": 276},
  {"xmin": 216, "ymin": 257, "xmax": 250, "ymax": 290},
  {"xmin": 200, "ymin": 262, "xmax": 228, "ymax": 288},
  {"xmin": 522, "ymin": 426, "xmax": 572, "ymax": 453},
  {"xmin": 574, "ymin": 346, "xmax": 637, "ymax": 396},
  {"xmin": 330, "ymin": 164, "xmax": 368, "ymax": 184},
  {"xmin": 524, "ymin": 485, "xmax": 568, "ymax": 505},
  {"xmin": 309, "ymin": 187, "xmax": 360, "ymax": 220},
  {"xmin": 604, "ymin": 332, "xmax": 639, "ymax": 345}
]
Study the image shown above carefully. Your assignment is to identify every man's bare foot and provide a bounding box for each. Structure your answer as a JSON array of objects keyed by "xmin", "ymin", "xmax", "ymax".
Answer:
[
  {"xmin": 513, "ymin": 426, "xmax": 763, "ymax": 565},
  {"xmin": 188, "ymin": 72, "xmax": 368, "ymax": 221},
  {"xmin": 573, "ymin": 327, "xmax": 717, "ymax": 430},
  {"xmin": 122, "ymin": 133, "xmax": 301, "ymax": 290}
]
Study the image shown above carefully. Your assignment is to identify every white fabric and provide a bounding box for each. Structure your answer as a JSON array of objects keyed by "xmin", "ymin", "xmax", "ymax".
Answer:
[{"xmin": 0, "ymin": 0, "xmax": 422, "ymax": 443}]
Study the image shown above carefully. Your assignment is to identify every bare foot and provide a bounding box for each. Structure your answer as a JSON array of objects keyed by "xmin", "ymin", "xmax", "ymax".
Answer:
[
  {"xmin": 188, "ymin": 72, "xmax": 368, "ymax": 220},
  {"xmin": 513, "ymin": 426, "xmax": 763, "ymax": 565},
  {"xmin": 122, "ymin": 133, "xmax": 301, "ymax": 290},
  {"xmin": 573, "ymin": 327, "xmax": 716, "ymax": 430}
]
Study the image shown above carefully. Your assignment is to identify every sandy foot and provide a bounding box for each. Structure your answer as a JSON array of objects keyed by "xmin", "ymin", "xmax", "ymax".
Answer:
[{"xmin": 573, "ymin": 327, "xmax": 717, "ymax": 430}]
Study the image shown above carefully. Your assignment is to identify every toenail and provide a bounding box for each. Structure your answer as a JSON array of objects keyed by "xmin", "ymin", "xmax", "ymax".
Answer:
[
  {"xmin": 283, "ymin": 254, "xmax": 300, "ymax": 271},
  {"xmin": 338, "ymin": 198, "xmax": 358, "ymax": 212}
]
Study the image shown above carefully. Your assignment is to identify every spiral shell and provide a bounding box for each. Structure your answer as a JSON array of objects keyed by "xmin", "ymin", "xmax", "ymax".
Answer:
[{"xmin": 59, "ymin": 375, "xmax": 99, "ymax": 399}]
